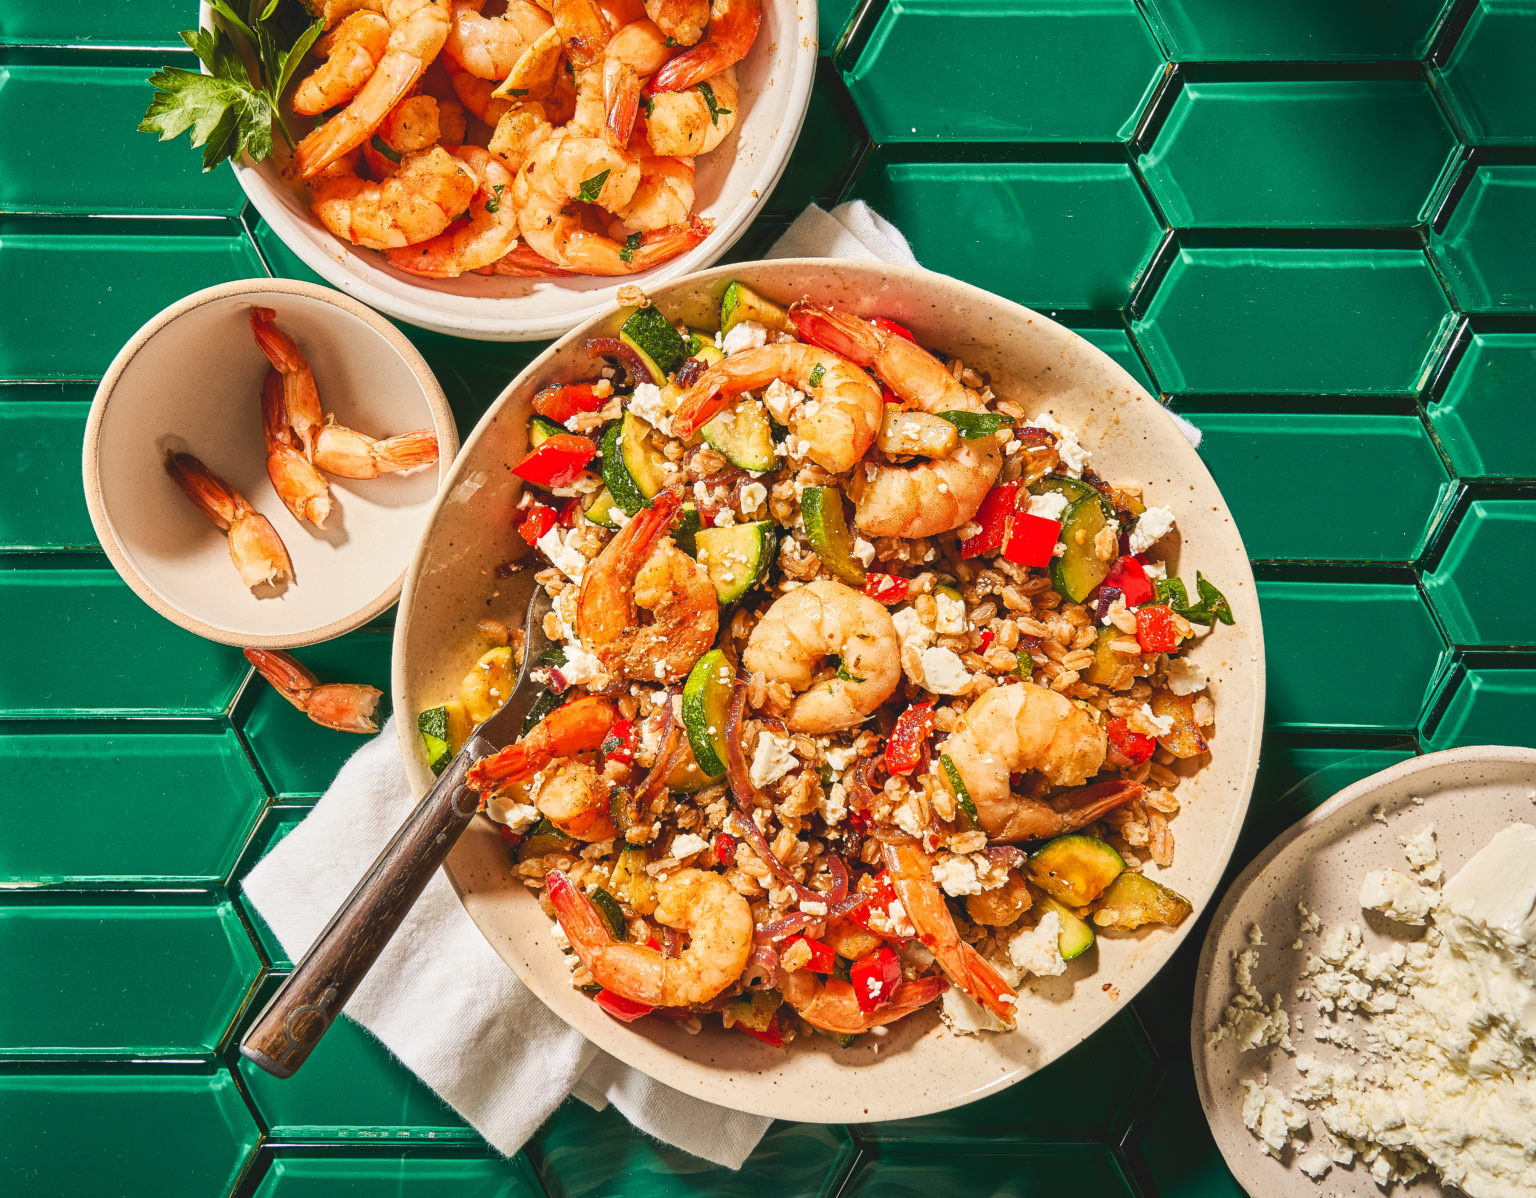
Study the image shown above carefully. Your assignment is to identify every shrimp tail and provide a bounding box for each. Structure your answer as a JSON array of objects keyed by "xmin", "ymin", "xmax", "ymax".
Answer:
[
  {"xmin": 1054, "ymin": 779, "xmax": 1145, "ymax": 826},
  {"xmin": 545, "ymin": 869, "xmax": 612, "ymax": 948},
  {"xmin": 490, "ymin": 242, "xmax": 577, "ymax": 276},
  {"xmin": 262, "ymin": 371, "xmax": 334, "ymax": 527},
  {"xmin": 788, "ymin": 301, "xmax": 879, "ymax": 366},
  {"xmin": 646, "ymin": 0, "xmax": 761, "ymax": 94}
]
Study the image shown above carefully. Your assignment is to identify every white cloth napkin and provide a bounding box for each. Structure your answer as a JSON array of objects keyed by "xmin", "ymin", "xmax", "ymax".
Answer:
[{"xmin": 243, "ymin": 201, "xmax": 1206, "ymax": 1174}]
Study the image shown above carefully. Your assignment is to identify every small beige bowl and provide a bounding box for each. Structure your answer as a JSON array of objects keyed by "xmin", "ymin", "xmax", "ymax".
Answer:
[{"xmin": 83, "ymin": 278, "xmax": 457, "ymax": 648}]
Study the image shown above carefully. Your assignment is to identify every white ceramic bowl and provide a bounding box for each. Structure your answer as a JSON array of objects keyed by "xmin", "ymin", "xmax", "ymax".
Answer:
[
  {"xmin": 393, "ymin": 259, "xmax": 1267, "ymax": 1121},
  {"xmin": 204, "ymin": 0, "xmax": 817, "ymax": 341},
  {"xmin": 83, "ymin": 278, "xmax": 457, "ymax": 648}
]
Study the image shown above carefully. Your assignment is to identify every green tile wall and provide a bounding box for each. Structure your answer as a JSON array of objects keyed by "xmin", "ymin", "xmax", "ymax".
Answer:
[{"xmin": 6, "ymin": 3, "xmax": 1536, "ymax": 1196}]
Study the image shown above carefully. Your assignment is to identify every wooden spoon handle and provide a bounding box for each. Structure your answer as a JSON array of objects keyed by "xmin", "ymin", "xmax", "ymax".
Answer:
[{"xmin": 239, "ymin": 740, "xmax": 487, "ymax": 1078}]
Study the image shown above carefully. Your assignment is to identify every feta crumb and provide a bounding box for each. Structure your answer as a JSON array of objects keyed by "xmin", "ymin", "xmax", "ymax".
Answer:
[
  {"xmin": 670, "ymin": 833, "xmax": 709, "ymax": 859},
  {"xmin": 1297, "ymin": 1152, "xmax": 1331, "ymax": 1180},
  {"xmin": 1029, "ymin": 412, "xmax": 1090, "ymax": 476},
  {"xmin": 1137, "ymin": 702, "xmax": 1175, "ymax": 738},
  {"xmin": 1359, "ymin": 869, "xmax": 1435, "ymax": 925},
  {"xmin": 536, "ymin": 527, "xmax": 586, "ymax": 583},
  {"xmin": 761, "ymin": 378, "xmax": 802, "ymax": 424},
  {"xmin": 1009, "ymin": 911, "xmax": 1068, "ymax": 977},
  {"xmin": 934, "ymin": 591, "xmax": 967, "ymax": 634},
  {"xmin": 818, "ymin": 781, "xmax": 848, "ymax": 827},
  {"xmin": 1129, "ymin": 505, "xmax": 1176, "ymax": 554},
  {"xmin": 1025, "ymin": 490, "xmax": 1069, "ymax": 521},
  {"xmin": 626, "ymin": 382, "xmax": 668, "ymax": 428},
  {"xmin": 748, "ymin": 731, "xmax": 798, "ymax": 788},
  {"xmin": 1142, "ymin": 559, "xmax": 1166, "ymax": 580},
  {"xmin": 891, "ymin": 605, "xmax": 935, "ymax": 652},
  {"xmin": 851, "ymin": 537, "xmax": 877, "ymax": 567},
  {"xmin": 916, "ymin": 647, "xmax": 972, "ymax": 694},
  {"xmin": 1164, "ymin": 655, "xmax": 1207, "ymax": 696},
  {"xmin": 721, "ymin": 320, "xmax": 768, "ymax": 356},
  {"xmin": 800, "ymin": 899, "xmax": 828, "ymax": 916},
  {"xmin": 485, "ymin": 796, "xmax": 539, "ymax": 831},
  {"xmin": 558, "ymin": 639, "xmax": 605, "ymax": 686},
  {"xmin": 824, "ymin": 744, "xmax": 858, "ymax": 773},
  {"xmin": 739, "ymin": 481, "xmax": 768, "ymax": 512},
  {"xmin": 1240, "ymin": 1080, "xmax": 1308, "ymax": 1158}
]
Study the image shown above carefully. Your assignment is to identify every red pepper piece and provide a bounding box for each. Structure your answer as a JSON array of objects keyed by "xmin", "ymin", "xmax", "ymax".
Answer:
[
  {"xmin": 601, "ymin": 719, "xmax": 637, "ymax": 764},
  {"xmin": 1003, "ymin": 512, "xmax": 1062, "ymax": 568},
  {"xmin": 511, "ymin": 433, "xmax": 598, "ymax": 488},
  {"xmin": 515, "ymin": 503, "xmax": 557, "ymax": 546},
  {"xmin": 714, "ymin": 833, "xmax": 736, "ymax": 867},
  {"xmin": 977, "ymin": 630, "xmax": 995, "ymax": 655},
  {"xmin": 960, "ymin": 480, "xmax": 1023, "ymax": 558},
  {"xmin": 1107, "ymin": 717, "xmax": 1156, "ymax": 765},
  {"xmin": 886, "ymin": 702, "xmax": 934, "ymax": 775},
  {"xmin": 871, "ymin": 316, "xmax": 917, "ymax": 343},
  {"xmin": 737, "ymin": 1018, "xmax": 784, "ymax": 1046},
  {"xmin": 1135, "ymin": 605, "xmax": 1178, "ymax": 653},
  {"xmin": 850, "ymin": 945, "xmax": 902, "ymax": 1013},
  {"xmin": 1104, "ymin": 555, "xmax": 1154, "ymax": 607},
  {"xmin": 881, "ymin": 384, "xmax": 900, "ymax": 405},
  {"xmin": 863, "ymin": 573, "xmax": 910, "ymax": 605},
  {"xmin": 594, "ymin": 989, "xmax": 654, "ymax": 1022},
  {"xmin": 532, "ymin": 382, "xmax": 608, "ymax": 425},
  {"xmin": 850, "ymin": 870, "xmax": 898, "ymax": 928},
  {"xmin": 784, "ymin": 934, "xmax": 836, "ymax": 974},
  {"xmin": 497, "ymin": 823, "xmax": 524, "ymax": 848}
]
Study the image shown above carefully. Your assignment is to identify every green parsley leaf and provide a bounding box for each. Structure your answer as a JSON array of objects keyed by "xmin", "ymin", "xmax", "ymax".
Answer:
[
  {"xmin": 1154, "ymin": 578, "xmax": 1190, "ymax": 609},
  {"xmin": 370, "ymin": 133, "xmax": 402, "ymax": 163},
  {"xmin": 936, "ymin": 410, "xmax": 1010, "ymax": 439},
  {"xmin": 619, "ymin": 231, "xmax": 643, "ymax": 264},
  {"xmin": 834, "ymin": 658, "xmax": 866, "ymax": 684},
  {"xmin": 638, "ymin": 93, "xmax": 653, "ymax": 117},
  {"xmin": 698, "ymin": 80, "xmax": 732, "ymax": 126},
  {"xmin": 485, "ymin": 182, "xmax": 505, "ymax": 213},
  {"xmin": 1152, "ymin": 573, "xmax": 1234, "ymax": 626},
  {"xmin": 577, "ymin": 168, "xmax": 611, "ymax": 203},
  {"xmin": 809, "ymin": 363, "xmax": 825, "ymax": 387}
]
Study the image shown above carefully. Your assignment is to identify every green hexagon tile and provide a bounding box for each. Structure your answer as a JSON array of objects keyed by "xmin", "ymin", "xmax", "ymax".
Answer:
[{"xmin": 4, "ymin": 1, "xmax": 1536, "ymax": 1195}]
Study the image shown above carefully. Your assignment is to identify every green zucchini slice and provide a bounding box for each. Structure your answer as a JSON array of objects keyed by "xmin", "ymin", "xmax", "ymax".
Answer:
[
  {"xmin": 800, "ymin": 486, "xmax": 867, "ymax": 586},
  {"xmin": 695, "ymin": 521, "xmax": 776, "ymax": 603},
  {"xmin": 701, "ymin": 398, "xmax": 777, "ymax": 472},
  {"xmin": 720, "ymin": 280, "xmax": 794, "ymax": 336},
  {"xmin": 618, "ymin": 306, "xmax": 687, "ymax": 383},
  {"xmin": 1028, "ymin": 834, "xmax": 1126, "ymax": 906},
  {"xmin": 1049, "ymin": 494, "xmax": 1114, "ymax": 603},
  {"xmin": 599, "ymin": 412, "xmax": 668, "ymax": 516},
  {"xmin": 681, "ymin": 649, "xmax": 735, "ymax": 778}
]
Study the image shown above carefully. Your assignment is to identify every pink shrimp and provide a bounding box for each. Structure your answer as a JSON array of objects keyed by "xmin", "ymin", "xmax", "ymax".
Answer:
[
  {"xmin": 261, "ymin": 370, "xmax": 333, "ymax": 527},
  {"xmin": 646, "ymin": 0, "xmax": 759, "ymax": 94},
  {"xmin": 165, "ymin": 452, "xmax": 294, "ymax": 591},
  {"xmin": 243, "ymin": 649, "xmax": 382, "ymax": 733}
]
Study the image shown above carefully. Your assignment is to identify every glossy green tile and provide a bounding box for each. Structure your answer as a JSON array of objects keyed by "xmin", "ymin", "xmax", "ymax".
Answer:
[
  {"xmin": 852, "ymin": 159, "xmax": 1163, "ymax": 311},
  {"xmin": 1069, "ymin": 325, "xmax": 1156, "ymax": 393},
  {"xmin": 0, "ymin": 901, "xmax": 260, "ymax": 1054},
  {"xmin": 0, "ymin": 397, "xmax": 96, "ymax": 550},
  {"xmin": 529, "ymin": 1102, "xmax": 853, "ymax": 1198},
  {"xmin": 0, "ymin": 726, "xmax": 266, "ymax": 884},
  {"xmin": 1436, "ymin": 0, "xmax": 1536, "ymax": 145},
  {"xmin": 1257, "ymin": 580, "xmax": 1446, "ymax": 731},
  {"xmin": 236, "ymin": 629, "xmax": 393, "ymax": 798},
  {"xmin": 0, "ymin": 568, "xmax": 247, "ymax": 717},
  {"xmin": 1429, "ymin": 332, "xmax": 1536, "ymax": 478},
  {"xmin": 859, "ymin": 1009, "xmax": 1155, "ymax": 1142},
  {"xmin": 0, "ymin": 58, "xmax": 244, "ymax": 214},
  {"xmin": 819, "ymin": 0, "xmax": 863, "ymax": 57},
  {"xmin": 844, "ymin": 0, "xmax": 1165, "ymax": 143},
  {"xmin": 0, "ymin": 4, "xmax": 191, "ymax": 48},
  {"xmin": 1424, "ymin": 499, "xmax": 1536, "ymax": 645},
  {"xmin": 1434, "ymin": 166, "xmax": 1536, "ymax": 312},
  {"xmin": 235, "ymin": 805, "xmax": 307, "ymax": 969},
  {"xmin": 842, "ymin": 1144, "xmax": 1136, "ymax": 1197},
  {"xmin": 0, "ymin": 1070, "xmax": 258, "ymax": 1198},
  {"xmin": 1183, "ymin": 410, "xmax": 1452, "ymax": 560},
  {"xmin": 254, "ymin": 1155, "xmax": 544, "ymax": 1198},
  {"xmin": 1133, "ymin": 247, "xmax": 1455, "ymax": 394},
  {"xmin": 1423, "ymin": 662, "xmax": 1536, "ymax": 749},
  {"xmin": 1140, "ymin": 81, "xmax": 1456, "ymax": 228},
  {"xmin": 1238, "ymin": 741, "xmax": 1418, "ymax": 858},
  {"xmin": 1125, "ymin": 1067, "xmax": 1244, "ymax": 1198},
  {"xmin": 769, "ymin": 62, "xmax": 867, "ymax": 218},
  {"xmin": 0, "ymin": 221, "xmax": 265, "ymax": 379},
  {"xmin": 1140, "ymin": 0, "xmax": 1448, "ymax": 60}
]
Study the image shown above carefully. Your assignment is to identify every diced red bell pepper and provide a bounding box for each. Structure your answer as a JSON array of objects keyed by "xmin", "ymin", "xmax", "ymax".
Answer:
[
  {"xmin": 594, "ymin": 990, "xmax": 654, "ymax": 1022},
  {"xmin": 886, "ymin": 702, "xmax": 934, "ymax": 775},
  {"xmin": 557, "ymin": 495, "xmax": 582, "ymax": 528},
  {"xmin": 784, "ymin": 934, "xmax": 835, "ymax": 975},
  {"xmin": 497, "ymin": 823, "xmax": 525, "ymax": 848},
  {"xmin": 737, "ymin": 1018, "xmax": 784, "ymax": 1046},
  {"xmin": 1003, "ymin": 512, "xmax": 1062, "ymax": 568},
  {"xmin": 1107, "ymin": 717, "xmax": 1156, "ymax": 765},
  {"xmin": 714, "ymin": 833, "xmax": 736, "ymax": 866},
  {"xmin": 977, "ymin": 630, "xmax": 995, "ymax": 655},
  {"xmin": 1135, "ymin": 605, "xmax": 1178, "ymax": 653},
  {"xmin": 601, "ymin": 719, "xmax": 637, "ymax": 764},
  {"xmin": 863, "ymin": 573, "xmax": 910, "ymax": 605},
  {"xmin": 532, "ymin": 382, "xmax": 607, "ymax": 424},
  {"xmin": 871, "ymin": 316, "xmax": 917, "ymax": 343},
  {"xmin": 881, "ymin": 384, "xmax": 900, "ymax": 405},
  {"xmin": 850, "ymin": 870, "xmax": 898, "ymax": 929},
  {"xmin": 1104, "ymin": 555, "xmax": 1154, "ymax": 607},
  {"xmin": 960, "ymin": 480, "xmax": 1023, "ymax": 558},
  {"xmin": 511, "ymin": 433, "xmax": 598, "ymax": 488},
  {"xmin": 850, "ymin": 945, "xmax": 902, "ymax": 1013},
  {"xmin": 516, "ymin": 502, "xmax": 558, "ymax": 546}
]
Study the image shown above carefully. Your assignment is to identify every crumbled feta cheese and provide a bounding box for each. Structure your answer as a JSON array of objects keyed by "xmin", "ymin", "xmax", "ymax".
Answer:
[
  {"xmin": 891, "ymin": 605, "xmax": 935, "ymax": 652},
  {"xmin": 1297, "ymin": 1152, "xmax": 1332, "ymax": 1180},
  {"xmin": 761, "ymin": 377, "xmax": 802, "ymax": 424},
  {"xmin": 1164, "ymin": 655, "xmax": 1207, "ymax": 696},
  {"xmin": 1025, "ymin": 490, "xmax": 1069, "ymax": 521},
  {"xmin": 1359, "ymin": 869, "xmax": 1436, "ymax": 925},
  {"xmin": 892, "ymin": 795, "xmax": 928, "ymax": 839},
  {"xmin": 1129, "ymin": 505, "xmax": 1176, "ymax": 554},
  {"xmin": 933, "ymin": 591, "xmax": 967, "ymax": 634},
  {"xmin": 748, "ymin": 731, "xmax": 797, "ymax": 788},
  {"xmin": 721, "ymin": 320, "xmax": 768, "ymax": 356},
  {"xmin": 739, "ymin": 481, "xmax": 768, "ymax": 512},
  {"xmin": 485, "ymin": 796, "xmax": 539, "ymax": 831},
  {"xmin": 784, "ymin": 433, "xmax": 810, "ymax": 459},
  {"xmin": 818, "ymin": 781, "xmax": 847, "ymax": 827},
  {"xmin": 670, "ymin": 833, "xmax": 709, "ymax": 859},
  {"xmin": 932, "ymin": 854, "xmax": 980, "ymax": 896},
  {"xmin": 1208, "ymin": 924, "xmax": 1293, "ymax": 1053},
  {"xmin": 1008, "ymin": 911, "xmax": 1068, "ymax": 978},
  {"xmin": 916, "ymin": 647, "xmax": 971, "ymax": 694},
  {"xmin": 558, "ymin": 640, "xmax": 605, "ymax": 686},
  {"xmin": 800, "ymin": 899, "xmax": 828, "ymax": 916},
  {"xmin": 1240, "ymin": 1080, "xmax": 1308, "ymax": 1158},
  {"xmin": 1138, "ymin": 702, "xmax": 1175, "ymax": 737},
  {"xmin": 824, "ymin": 744, "xmax": 858, "ymax": 773},
  {"xmin": 1029, "ymin": 412, "xmax": 1090, "ymax": 476},
  {"xmin": 940, "ymin": 984, "xmax": 1010, "ymax": 1035},
  {"xmin": 536, "ymin": 527, "xmax": 586, "ymax": 583},
  {"xmin": 626, "ymin": 382, "xmax": 668, "ymax": 428},
  {"xmin": 851, "ymin": 537, "xmax": 877, "ymax": 567},
  {"xmin": 1142, "ymin": 559, "xmax": 1166, "ymax": 580}
]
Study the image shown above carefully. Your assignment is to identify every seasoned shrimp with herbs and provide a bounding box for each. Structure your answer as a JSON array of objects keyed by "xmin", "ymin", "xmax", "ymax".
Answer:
[{"xmin": 418, "ymin": 280, "xmax": 1235, "ymax": 1048}]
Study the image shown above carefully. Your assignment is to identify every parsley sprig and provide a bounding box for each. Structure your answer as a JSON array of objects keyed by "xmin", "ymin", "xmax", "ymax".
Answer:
[
  {"xmin": 1154, "ymin": 573, "xmax": 1234, "ymax": 626},
  {"xmin": 139, "ymin": 0, "xmax": 322, "ymax": 171},
  {"xmin": 937, "ymin": 410, "xmax": 1010, "ymax": 439}
]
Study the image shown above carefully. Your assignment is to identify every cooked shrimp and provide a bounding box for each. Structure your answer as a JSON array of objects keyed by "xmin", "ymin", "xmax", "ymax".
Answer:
[
  {"xmin": 575, "ymin": 489, "xmax": 719, "ymax": 684},
  {"xmin": 533, "ymin": 759, "xmax": 619, "ymax": 840},
  {"xmin": 610, "ymin": 152, "xmax": 693, "ymax": 231},
  {"xmin": 779, "ymin": 967, "xmax": 946, "ymax": 1035},
  {"xmin": 791, "ymin": 302, "xmax": 1003, "ymax": 538},
  {"xmin": 290, "ymin": 0, "xmax": 453, "ymax": 180},
  {"xmin": 602, "ymin": 19, "xmax": 672, "ymax": 144},
  {"xmin": 311, "ymin": 145, "xmax": 478, "ymax": 250},
  {"xmin": 490, "ymin": 25, "xmax": 565, "ymax": 99},
  {"xmin": 942, "ymin": 682, "xmax": 1135, "ymax": 842},
  {"xmin": 487, "ymin": 241, "xmax": 575, "ymax": 276},
  {"xmin": 250, "ymin": 307, "xmax": 325, "ymax": 459},
  {"xmin": 261, "ymin": 370, "xmax": 333, "ymax": 527},
  {"xmin": 291, "ymin": 10, "xmax": 392, "ymax": 116},
  {"xmin": 553, "ymin": 0, "xmax": 613, "ymax": 69},
  {"xmin": 882, "ymin": 842, "xmax": 1018, "ymax": 1027},
  {"xmin": 644, "ymin": 65, "xmax": 735, "ymax": 156},
  {"xmin": 647, "ymin": 0, "xmax": 758, "ymax": 93},
  {"xmin": 314, "ymin": 424, "xmax": 440, "ymax": 477},
  {"xmin": 643, "ymin": 0, "xmax": 708, "ymax": 47},
  {"xmin": 488, "ymin": 101, "xmax": 556, "ymax": 172},
  {"xmin": 442, "ymin": 0, "xmax": 552, "ymax": 79},
  {"xmin": 165, "ymin": 452, "xmax": 294, "ymax": 591},
  {"xmin": 468, "ymin": 694, "xmax": 619, "ymax": 789},
  {"xmin": 741, "ymin": 579, "xmax": 901, "ymax": 734},
  {"xmin": 671, "ymin": 342, "xmax": 882, "ymax": 474},
  {"xmin": 362, "ymin": 94, "xmax": 462, "ymax": 178},
  {"xmin": 386, "ymin": 146, "xmax": 520, "ymax": 277},
  {"xmin": 546, "ymin": 867, "xmax": 753, "ymax": 1006},
  {"xmin": 442, "ymin": 51, "xmax": 513, "ymax": 124},
  {"xmin": 243, "ymin": 649, "xmax": 383, "ymax": 733}
]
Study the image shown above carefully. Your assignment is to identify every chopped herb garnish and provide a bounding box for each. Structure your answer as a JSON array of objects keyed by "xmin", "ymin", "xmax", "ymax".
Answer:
[
  {"xmin": 1154, "ymin": 573, "xmax": 1234, "ymax": 626},
  {"xmin": 664, "ymin": 35, "xmax": 678, "ymax": 47},
  {"xmin": 541, "ymin": 644, "xmax": 569, "ymax": 667},
  {"xmin": 509, "ymin": 87, "xmax": 529, "ymax": 97},
  {"xmin": 638, "ymin": 93, "xmax": 653, "ymax": 117},
  {"xmin": 370, "ymin": 133, "xmax": 402, "ymax": 163},
  {"xmin": 835, "ymin": 658, "xmax": 866, "ymax": 684},
  {"xmin": 577, "ymin": 168, "xmax": 611, "ymax": 203},
  {"xmin": 698, "ymin": 80, "xmax": 732, "ymax": 126},
  {"xmin": 936, "ymin": 410, "xmax": 1010, "ymax": 439},
  {"xmin": 809, "ymin": 363, "xmax": 825, "ymax": 387},
  {"xmin": 485, "ymin": 182, "xmax": 505, "ymax": 213},
  {"xmin": 619, "ymin": 231, "xmax": 643, "ymax": 263}
]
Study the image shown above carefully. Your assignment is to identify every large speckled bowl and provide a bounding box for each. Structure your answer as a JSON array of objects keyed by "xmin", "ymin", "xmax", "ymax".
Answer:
[{"xmin": 392, "ymin": 259, "xmax": 1266, "ymax": 1121}]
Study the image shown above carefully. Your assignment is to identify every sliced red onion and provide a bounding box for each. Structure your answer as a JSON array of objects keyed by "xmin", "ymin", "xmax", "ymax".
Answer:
[
  {"xmin": 824, "ymin": 853, "xmax": 849, "ymax": 903},
  {"xmin": 753, "ymin": 913, "xmax": 812, "ymax": 944},
  {"xmin": 632, "ymin": 689, "xmax": 681, "ymax": 804},
  {"xmin": 825, "ymin": 892, "xmax": 869, "ymax": 920},
  {"xmin": 1092, "ymin": 585, "xmax": 1124, "ymax": 624},
  {"xmin": 741, "ymin": 944, "xmax": 781, "ymax": 988},
  {"xmin": 586, "ymin": 337, "xmax": 649, "ymax": 390},
  {"xmin": 984, "ymin": 845, "xmax": 1028, "ymax": 871},
  {"xmin": 545, "ymin": 667, "xmax": 570, "ymax": 695}
]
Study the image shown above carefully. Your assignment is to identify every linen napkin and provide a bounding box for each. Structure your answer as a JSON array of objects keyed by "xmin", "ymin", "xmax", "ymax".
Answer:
[{"xmin": 242, "ymin": 201, "xmax": 1203, "ymax": 1175}]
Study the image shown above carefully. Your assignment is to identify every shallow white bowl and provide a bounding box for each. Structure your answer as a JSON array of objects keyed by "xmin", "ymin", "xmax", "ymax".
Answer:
[
  {"xmin": 393, "ymin": 259, "xmax": 1266, "ymax": 1122},
  {"xmin": 83, "ymin": 278, "xmax": 457, "ymax": 648},
  {"xmin": 205, "ymin": 0, "xmax": 818, "ymax": 341}
]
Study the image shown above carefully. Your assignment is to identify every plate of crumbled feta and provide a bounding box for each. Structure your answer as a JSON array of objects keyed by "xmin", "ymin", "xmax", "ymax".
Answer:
[{"xmin": 1195, "ymin": 745, "xmax": 1536, "ymax": 1198}]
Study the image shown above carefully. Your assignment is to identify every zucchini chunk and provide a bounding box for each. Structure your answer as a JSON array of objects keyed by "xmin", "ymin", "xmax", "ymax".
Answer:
[
  {"xmin": 720, "ymin": 280, "xmax": 794, "ymax": 336},
  {"xmin": 687, "ymin": 329, "xmax": 725, "ymax": 364},
  {"xmin": 876, "ymin": 408, "xmax": 960, "ymax": 458},
  {"xmin": 1150, "ymin": 690, "xmax": 1208, "ymax": 759},
  {"xmin": 701, "ymin": 398, "xmax": 777, "ymax": 471},
  {"xmin": 1082, "ymin": 625, "xmax": 1139, "ymax": 689},
  {"xmin": 682, "ymin": 649, "xmax": 735, "ymax": 777},
  {"xmin": 600, "ymin": 412, "xmax": 668, "ymax": 516},
  {"xmin": 417, "ymin": 703, "xmax": 469, "ymax": 774},
  {"xmin": 619, "ymin": 305, "xmax": 688, "ymax": 383},
  {"xmin": 518, "ymin": 817, "xmax": 576, "ymax": 860},
  {"xmin": 1091, "ymin": 871, "xmax": 1192, "ymax": 931},
  {"xmin": 800, "ymin": 486, "xmax": 867, "ymax": 586},
  {"xmin": 1028, "ymin": 474, "xmax": 1113, "ymax": 516},
  {"xmin": 1036, "ymin": 895, "xmax": 1096, "ymax": 960},
  {"xmin": 609, "ymin": 847, "xmax": 657, "ymax": 914},
  {"xmin": 695, "ymin": 521, "xmax": 776, "ymax": 603},
  {"xmin": 940, "ymin": 753, "xmax": 981, "ymax": 830},
  {"xmin": 1050, "ymin": 493, "xmax": 1114, "ymax": 603},
  {"xmin": 529, "ymin": 414, "xmax": 564, "ymax": 447},
  {"xmin": 1028, "ymin": 834, "xmax": 1126, "ymax": 906}
]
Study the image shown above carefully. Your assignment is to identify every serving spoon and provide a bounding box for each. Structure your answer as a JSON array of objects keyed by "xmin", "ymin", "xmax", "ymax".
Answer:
[{"xmin": 240, "ymin": 585, "xmax": 554, "ymax": 1078}]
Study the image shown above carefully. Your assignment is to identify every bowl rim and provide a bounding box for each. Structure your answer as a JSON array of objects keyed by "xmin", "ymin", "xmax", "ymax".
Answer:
[
  {"xmin": 392, "ymin": 256, "xmax": 1268, "ymax": 1120},
  {"xmin": 81, "ymin": 276, "xmax": 459, "ymax": 649},
  {"xmin": 209, "ymin": 0, "xmax": 819, "ymax": 342}
]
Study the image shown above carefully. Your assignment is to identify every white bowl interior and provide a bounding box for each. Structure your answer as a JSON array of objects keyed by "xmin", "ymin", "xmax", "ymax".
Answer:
[
  {"xmin": 218, "ymin": 0, "xmax": 817, "ymax": 341},
  {"xmin": 91, "ymin": 287, "xmax": 452, "ymax": 645},
  {"xmin": 393, "ymin": 259, "xmax": 1267, "ymax": 1121}
]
